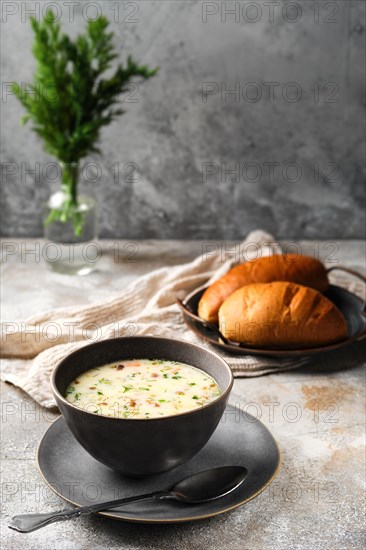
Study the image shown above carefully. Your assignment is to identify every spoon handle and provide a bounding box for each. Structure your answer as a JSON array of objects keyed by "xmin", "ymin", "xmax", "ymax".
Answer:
[{"xmin": 8, "ymin": 490, "xmax": 169, "ymax": 533}]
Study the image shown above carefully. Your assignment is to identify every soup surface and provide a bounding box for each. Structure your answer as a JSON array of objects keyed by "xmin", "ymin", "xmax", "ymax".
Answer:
[{"xmin": 65, "ymin": 359, "xmax": 221, "ymax": 419}]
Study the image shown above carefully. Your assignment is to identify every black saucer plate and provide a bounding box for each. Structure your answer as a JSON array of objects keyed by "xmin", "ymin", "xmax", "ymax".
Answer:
[
  {"xmin": 37, "ymin": 405, "xmax": 280, "ymax": 523},
  {"xmin": 181, "ymin": 284, "xmax": 366, "ymax": 357}
]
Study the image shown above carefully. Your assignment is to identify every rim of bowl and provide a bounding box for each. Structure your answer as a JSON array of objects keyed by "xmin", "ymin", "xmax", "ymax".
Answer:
[{"xmin": 50, "ymin": 336, "xmax": 234, "ymax": 422}]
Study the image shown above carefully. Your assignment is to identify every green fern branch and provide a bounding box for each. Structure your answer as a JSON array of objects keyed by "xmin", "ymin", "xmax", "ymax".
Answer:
[{"xmin": 12, "ymin": 11, "xmax": 158, "ymax": 235}]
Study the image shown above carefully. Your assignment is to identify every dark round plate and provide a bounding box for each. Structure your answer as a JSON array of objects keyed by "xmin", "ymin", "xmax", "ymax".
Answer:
[
  {"xmin": 180, "ymin": 284, "xmax": 366, "ymax": 357},
  {"xmin": 37, "ymin": 405, "xmax": 280, "ymax": 523}
]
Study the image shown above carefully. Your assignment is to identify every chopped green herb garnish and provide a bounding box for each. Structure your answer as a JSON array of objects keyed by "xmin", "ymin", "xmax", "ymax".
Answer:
[
  {"xmin": 192, "ymin": 395, "xmax": 199, "ymax": 400},
  {"xmin": 98, "ymin": 378, "xmax": 111, "ymax": 384},
  {"xmin": 188, "ymin": 382, "xmax": 196, "ymax": 386},
  {"xmin": 172, "ymin": 375, "xmax": 182, "ymax": 380},
  {"xmin": 122, "ymin": 385, "xmax": 133, "ymax": 393},
  {"xmin": 74, "ymin": 393, "xmax": 81, "ymax": 400},
  {"xmin": 163, "ymin": 374, "xmax": 168, "ymax": 379}
]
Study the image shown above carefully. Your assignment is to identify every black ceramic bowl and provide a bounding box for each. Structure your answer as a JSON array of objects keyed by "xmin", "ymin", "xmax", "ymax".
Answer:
[{"xmin": 51, "ymin": 336, "xmax": 233, "ymax": 477}]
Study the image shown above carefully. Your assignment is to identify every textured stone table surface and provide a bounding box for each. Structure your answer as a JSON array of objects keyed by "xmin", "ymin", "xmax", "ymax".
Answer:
[{"xmin": 1, "ymin": 239, "xmax": 365, "ymax": 550}]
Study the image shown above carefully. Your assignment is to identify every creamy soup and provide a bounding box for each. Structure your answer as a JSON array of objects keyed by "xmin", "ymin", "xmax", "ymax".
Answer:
[{"xmin": 65, "ymin": 359, "xmax": 221, "ymax": 419}]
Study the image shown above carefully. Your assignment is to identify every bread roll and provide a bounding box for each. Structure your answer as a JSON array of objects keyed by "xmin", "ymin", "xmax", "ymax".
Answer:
[
  {"xmin": 198, "ymin": 254, "xmax": 329, "ymax": 323},
  {"xmin": 218, "ymin": 282, "xmax": 347, "ymax": 348}
]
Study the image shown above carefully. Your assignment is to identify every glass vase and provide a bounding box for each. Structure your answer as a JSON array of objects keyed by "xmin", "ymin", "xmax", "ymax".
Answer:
[{"xmin": 43, "ymin": 163, "xmax": 98, "ymax": 275}]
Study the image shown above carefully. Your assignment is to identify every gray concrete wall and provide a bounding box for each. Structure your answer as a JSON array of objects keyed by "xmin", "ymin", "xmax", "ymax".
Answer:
[{"xmin": 1, "ymin": 0, "xmax": 365, "ymax": 239}]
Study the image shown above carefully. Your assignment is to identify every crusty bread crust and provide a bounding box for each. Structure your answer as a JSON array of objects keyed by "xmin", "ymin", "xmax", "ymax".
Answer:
[
  {"xmin": 198, "ymin": 254, "xmax": 329, "ymax": 323},
  {"xmin": 218, "ymin": 282, "xmax": 347, "ymax": 348}
]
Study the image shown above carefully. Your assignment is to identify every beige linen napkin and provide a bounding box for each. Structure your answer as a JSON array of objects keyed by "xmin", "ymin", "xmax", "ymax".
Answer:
[{"xmin": 1, "ymin": 230, "xmax": 361, "ymax": 408}]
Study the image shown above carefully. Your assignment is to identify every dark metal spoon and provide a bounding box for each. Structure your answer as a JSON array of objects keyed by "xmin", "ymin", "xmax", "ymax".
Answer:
[{"xmin": 9, "ymin": 466, "xmax": 247, "ymax": 533}]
